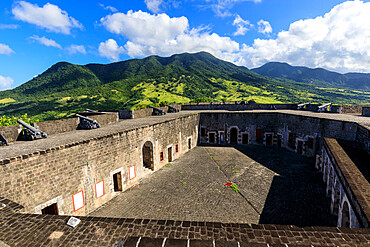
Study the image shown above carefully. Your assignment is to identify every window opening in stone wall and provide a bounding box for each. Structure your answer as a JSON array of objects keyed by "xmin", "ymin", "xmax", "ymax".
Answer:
[
  {"xmin": 188, "ymin": 138, "xmax": 192, "ymax": 150},
  {"xmin": 288, "ymin": 132, "xmax": 296, "ymax": 149},
  {"xmin": 297, "ymin": 140, "xmax": 303, "ymax": 154},
  {"xmin": 160, "ymin": 151, "xmax": 164, "ymax": 161},
  {"xmin": 142, "ymin": 141, "xmax": 154, "ymax": 170},
  {"xmin": 230, "ymin": 128, "xmax": 238, "ymax": 144},
  {"xmin": 333, "ymin": 181, "xmax": 340, "ymax": 216},
  {"xmin": 328, "ymin": 168, "xmax": 334, "ymax": 195},
  {"xmin": 307, "ymin": 137, "xmax": 314, "ymax": 149},
  {"xmin": 341, "ymin": 201, "xmax": 350, "ymax": 227},
  {"xmin": 209, "ymin": 132, "xmax": 215, "ymax": 144},
  {"xmin": 277, "ymin": 135, "xmax": 282, "ymax": 147},
  {"xmin": 113, "ymin": 172, "xmax": 122, "ymax": 192},
  {"xmin": 266, "ymin": 134, "xmax": 273, "ymax": 145},
  {"xmin": 201, "ymin": 128, "xmax": 206, "ymax": 137},
  {"xmin": 242, "ymin": 134, "xmax": 248, "ymax": 144},
  {"xmin": 175, "ymin": 144, "xmax": 179, "ymax": 153},
  {"xmin": 41, "ymin": 203, "xmax": 58, "ymax": 215},
  {"xmin": 168, "ymin": 147, "xmax": 173, "ymax": 162},
  {"xmin": 219, "ymin": 132, "xmax": 224, "ymax": 144},
  {"xmin": 256, "ymin": 129, "xmax": 262, "ymax": 143}
]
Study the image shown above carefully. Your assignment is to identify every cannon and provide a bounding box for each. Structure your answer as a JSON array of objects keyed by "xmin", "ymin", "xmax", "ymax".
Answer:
[
  {"xmin": 86, "ymin": 109, "xmax": 98, "ymax": 113},
  {"xmin": 149, "ymin": 105, "xmax": 166, "ymax": 116},
  {"xmin": 0, "ymin": 134, "xmax": 8, "ymax": 146},
  {"xmin": 76, "ymin": 114, "xmax": 100, "ymax": 129},
  {"xmin": 166, "ymin": 105, "xmax": 179, "ymax": 113},
  {"xmin": 317, "ymin": 103, "xmax": 332, "ymax": 112},
  {"xmin": 297, "ymin": 102, "xmax": 311, "ymax": 110},
  {"xmin": 17, "ymin": 119, "xmax": 47, "ymax": 141}
]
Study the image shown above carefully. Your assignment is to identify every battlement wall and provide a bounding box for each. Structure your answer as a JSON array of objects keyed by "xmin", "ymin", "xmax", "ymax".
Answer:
[
  {"xmin": 119, "ymin": 104, "xmax": 182, "ymax": 119},
  {"xmin": 198, "ymin": 112, "xmax": 365, "ymax": 156},
  {"xmin": 316, "ymin": 138, "xmax": 370, "ymax": 228},
  {"xmin": 0, "ymin": 113, "xmax": 199, "ymax": 216},
  {"xmin": 0, "ymin": 112, "xmax": 119, "ymax": 143}
]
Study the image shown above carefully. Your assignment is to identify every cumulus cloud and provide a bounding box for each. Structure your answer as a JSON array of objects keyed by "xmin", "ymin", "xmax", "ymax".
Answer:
[
  {"xmin": 232, "ymin": 14, "xmax": 252, "ymax": 36},
  {"xmin": 0, "ymin": 75, "xmax": 14, "ymax": 90},
  {"xmin": 66, "ymin": 44, "xmax": 86, "ymax": 55},
  {"xmin": 98, "ymin": 39, "xmax": 125, "ymax": 61},
  {"xmin": 145, "ymin": 0, "xmax": 163, "ymax": 13},
  {"xmin": 101, "ymin": 10, "xmax": 189, "ymax": 45},
  {"xmin": 99, "ymin": 3, "xmax": 117, "ymax": 12},
  {"xmin": 257, "ymin": 19, "xmax": 272, "ymax": 34},
  {"xmin": 242, "ymin": 0, "xmax": 370, "ymax": 72},
  {"xmin": 12, "ymin": 1, "xmax": 83, "ymax": 34},
  {"xmin": 29, "ymin": 35, "xmax": 62, "ymax": 49},
  {"xmin": 0, "ymin": 24, "xmax": 19, "ymax": 29},
  {"xmin": 101, "ymin": 10, "xmax": 238, "ymax": 58},
  {"xmin": 0, "ymin": 43, "xmax": 15, "ymax": 55}
]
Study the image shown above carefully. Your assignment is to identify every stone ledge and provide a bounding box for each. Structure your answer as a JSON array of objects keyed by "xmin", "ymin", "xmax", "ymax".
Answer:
[{"xmin": 0, "ymin": 214, "xmax": 368, "ymax": 246}]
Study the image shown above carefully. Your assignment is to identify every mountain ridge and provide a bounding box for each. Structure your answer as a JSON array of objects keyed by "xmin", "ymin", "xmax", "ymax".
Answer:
[
  {"xmin": 252, "ymin": 62, "xmax": 370, "ymax": 90},
  {"xmin": 0, "ymin": 52, "xmax": 369, "ymax": 121}
]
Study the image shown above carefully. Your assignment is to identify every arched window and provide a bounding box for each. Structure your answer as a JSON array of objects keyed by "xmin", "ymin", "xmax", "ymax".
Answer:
[
  {"xmin": 341, "ymin": 201, "xmax": 350, "ymax": 227},
  {"xmin": 142, "ymin": 141, "xmax": 154, "ymax": 170}
]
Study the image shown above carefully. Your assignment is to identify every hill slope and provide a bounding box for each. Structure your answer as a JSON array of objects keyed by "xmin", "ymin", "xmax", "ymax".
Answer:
[
  {"xmin": 252, "ymin": 62, "xmax": 370, "ymax": 90},
  {"xmin": 1, "ymin": 52, "xmax": 370, "ymax": 121}
]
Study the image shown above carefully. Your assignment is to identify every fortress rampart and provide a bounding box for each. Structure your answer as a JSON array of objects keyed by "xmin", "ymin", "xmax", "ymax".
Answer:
[
  {"xmin": 0, "ymin": 113, "xmax": 199, "ymax": 216},
  {"xmin": 0, "ymin": 108, "xmax": 369, "ymax": 246}
]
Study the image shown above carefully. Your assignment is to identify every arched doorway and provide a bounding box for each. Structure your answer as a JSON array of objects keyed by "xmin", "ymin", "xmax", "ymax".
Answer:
[
  {"xmin": 328, "ymin": 168, "xmax": 334, "ymax": 195},
  {"xmin": 230, "ymin": 128, "xmax": 238, "ymax": 144},
  {"xmin": 332, "ymin": 181, "xmax": 340, "ymax": 216},
  {"xmin": 341, "ymin": 201, "xmax": 350, "ymax": 227},
  {"xmin": 142, "ymin": 141, "xmax": 154, "ymax": 170}
]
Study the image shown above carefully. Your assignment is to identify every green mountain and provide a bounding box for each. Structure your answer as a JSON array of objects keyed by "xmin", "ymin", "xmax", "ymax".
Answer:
[
  {"xmin": 1, "ymin": 52, "xmax": 370, "ymax": 122},
  {"xmin": 252, "ymin": 62, "xmax": 370, "ymax": 90}
]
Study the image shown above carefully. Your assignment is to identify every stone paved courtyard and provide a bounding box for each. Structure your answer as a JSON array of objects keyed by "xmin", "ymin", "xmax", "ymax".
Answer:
[{"xmin": 90, "ymin": 145, "xmax": 336, "ymax": 227}]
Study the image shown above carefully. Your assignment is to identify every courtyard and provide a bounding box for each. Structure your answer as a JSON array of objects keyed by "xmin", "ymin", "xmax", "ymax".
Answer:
[{"xmin": 90, "ymin": 144, "xmax": 336, "ymax": 227}]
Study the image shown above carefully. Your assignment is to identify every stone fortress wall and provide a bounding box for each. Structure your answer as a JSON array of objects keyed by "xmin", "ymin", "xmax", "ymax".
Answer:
[
  {"xmin": 0, "ymin": 113, "xmax": 199, "ymax": 216},
  {"xmin": 0, "ymin": 103, "xmax": 369, "ymax": 231}
]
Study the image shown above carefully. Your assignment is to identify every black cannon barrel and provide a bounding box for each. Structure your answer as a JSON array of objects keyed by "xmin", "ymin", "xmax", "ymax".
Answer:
[
  {"xmin": 318, "ymin": 103, "xmax": 332, "ymax": 109},
  {"xmin": 166, "ymin": 105, "xmax": 179, "ymax": 113},
  {"xmin": 298, "ymin": 102, "xmax": 311, "ymax": 107},
  {"xmin": 86, "ymin": 109, "xmax": 98, "ymax": 113},
  {"xmin": 149, "ymin": 105, "xmax": 166, "ymax": 115},
  {"xmin": 76, "ymin": 114, "xmax": 97, "ymax": 122},
  {"xmin": 17, "ymin": 119, "xmax": 39, "ymax": 133},
  {"xmin": 17, "ymin": 119, "xmax": 47, "ymax": 140}
]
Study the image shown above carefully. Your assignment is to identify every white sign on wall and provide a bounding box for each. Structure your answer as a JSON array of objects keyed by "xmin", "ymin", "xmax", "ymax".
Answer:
[
  {"xmin": 129, "ymin": 165, "xmax": 136, "ymax": 180},
  {"xmin": 95, "ymin": 180, "xmax": 105, "ymax": 198},
  {"xmin": 72, "ymin": 190, "xmax": 84, "ymax": 212}
]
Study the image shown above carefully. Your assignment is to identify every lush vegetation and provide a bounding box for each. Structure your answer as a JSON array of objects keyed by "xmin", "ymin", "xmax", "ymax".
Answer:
[
  {"xmin": 0, "ymin": 113, "xmax": 35, "ymax": 127},
  {"xmin": 1, "ymin": 51, "xmax": 369, "ymax": 125}
]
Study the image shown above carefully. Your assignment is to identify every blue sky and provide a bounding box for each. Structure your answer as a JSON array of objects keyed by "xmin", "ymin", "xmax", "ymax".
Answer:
[{"xmin": 0, "ymin": 0, "xmax": 370, "ymax": 90}]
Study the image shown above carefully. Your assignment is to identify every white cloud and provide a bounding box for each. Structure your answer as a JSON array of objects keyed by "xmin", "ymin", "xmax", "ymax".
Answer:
[
  {"xmin": 0, "ymin": 24, "xmax": 19, "ymax": 29},
  {"xmin": 98, "ymin": 39, "xmax": 125, "ymax": 61},
  {"xmin": 12, "ymin": 1, "xmax": 83, "ymax": 34},
  {"xmin": 257, "ymin": 19, "xmax": 272, "ymax": 34},
  {"xmin": 29, "ymin": 35, "xmax": 62, "ymax": 49},
  {"xmin": 203, "ymin": 0, "xmax": 262, "ymax": 17},
  {"xmin": 99, "ymin": 3, "xmax": 117, "ymax": 12},
  {"xmin": 232, "ymin": 14, "xmax": 252, "ymax": 36},
  {"xmin": 241, "ymin": 0, "xmax": 370, "ymax": 73},
  {"xmin": 0, "ymin": 75, "xmax": 14, "ymax": 90},
  {"xmin": 145, "ymin": 0, "xmax": 163, "ymax": 13},
  {"xmin": 66, "ymin": 44, "xmax": 86, "ymax": 55},
  {"xmin": 0, "ymin": 43, "xmax": 15, "ymax": 55},
  {"xmin": 101, "ymin": 10, "xmax": 238, "ymax": 59},
  {"xmin": 101, "ymin": 10, "xmax": 189, "ymax": 45}
]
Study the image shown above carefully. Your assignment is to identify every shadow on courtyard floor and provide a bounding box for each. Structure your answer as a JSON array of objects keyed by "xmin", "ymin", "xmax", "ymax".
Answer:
[{"xmin": 201, "ymin": 143, "xmax": 338, "ymax": 227}]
